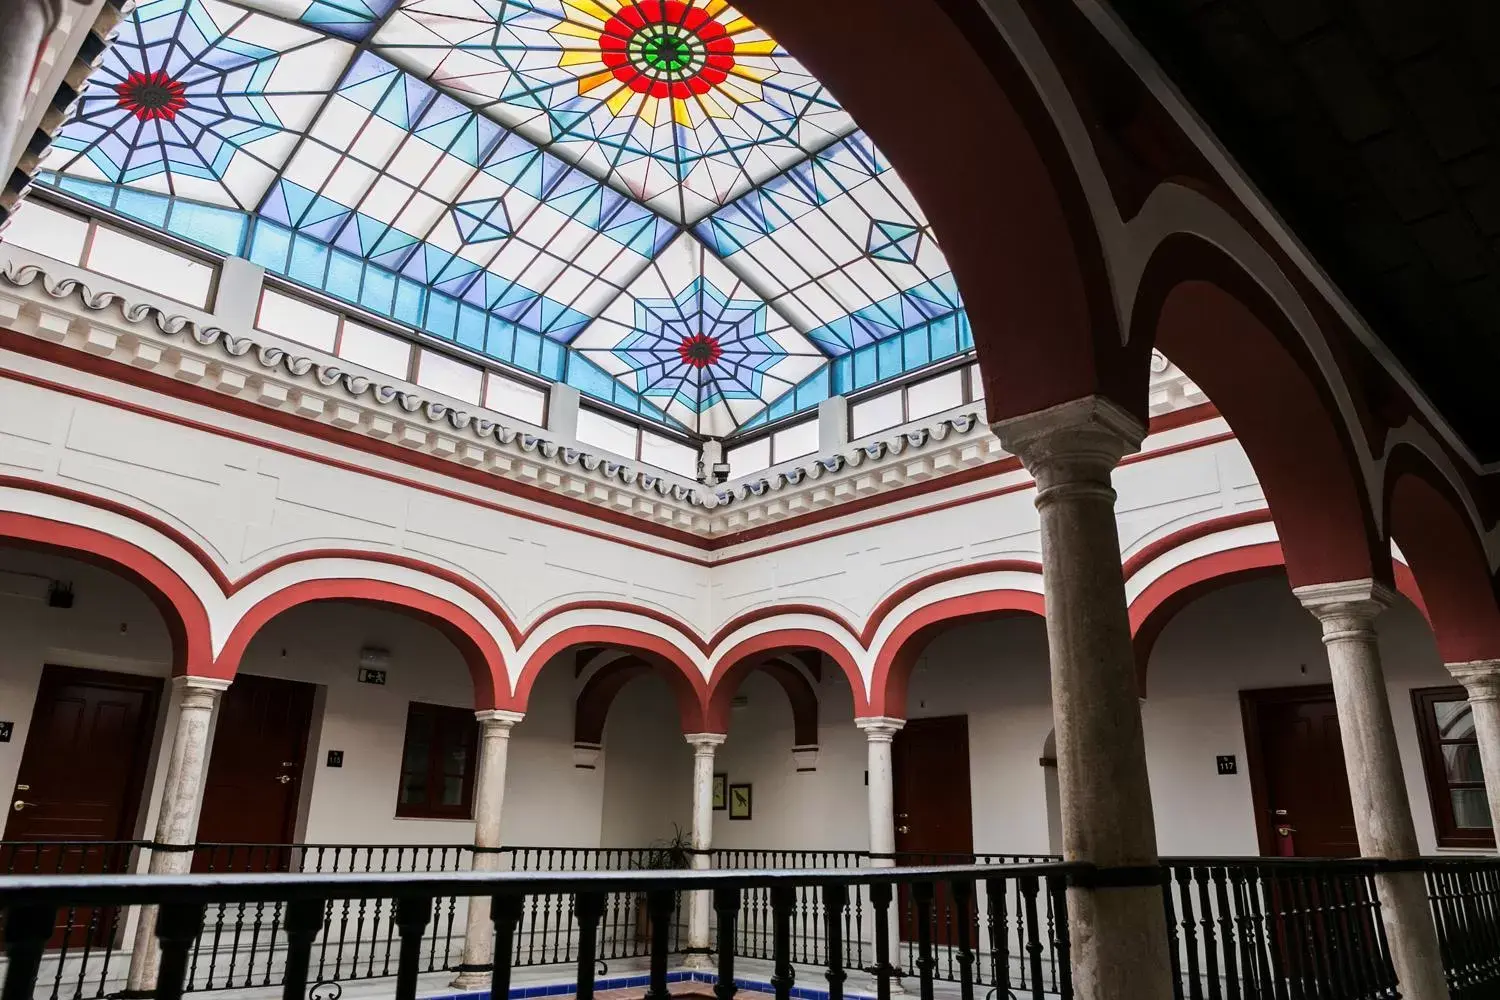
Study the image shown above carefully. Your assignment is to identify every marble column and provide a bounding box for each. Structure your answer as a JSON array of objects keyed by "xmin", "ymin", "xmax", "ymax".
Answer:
[
  {"xmin": 451, "ymin": 709, "xmax": 526, "ymax": 990},
  {"xmin": 0, "ymin": 0, "xmax": 53, "ymax": 185},
  {"xmin": 124, "ymin": 676, "xmax": 231, "ymax": 996},
  {"xmin": 1447, "ymin": 659, "xmax": 1500, "ymax": 841},
  {"xmin": 856, "ymin": 717, "xmax": 905, "ymax": 974},
  {"xmin": 684, "ymin": 732, "xmax": 726, "ymax": 968},
  {"xmin": 993, "ymin": 396, "xmax": 1173, "ymax": 1000},
  {"xmin": 1297, "ymin": 581, "xmax": 1451, "ymax": 1000}
]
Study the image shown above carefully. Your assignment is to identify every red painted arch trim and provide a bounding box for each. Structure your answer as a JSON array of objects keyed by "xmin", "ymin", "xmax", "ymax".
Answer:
[
  {"xmin": 574, "ymin": 657, "xmax": 652, "ymax": 747},
  {"xmin": 216, "ymin": 578, "xmax": 508, "ymax": 709},
  {"xmin": 0, "ymin": 511, "xmax": 213, "ymax": 676},
  {"xmin": 707, "ymin": 605, "xmax": 862, "ymax": 652},
  {"xmin": 1121, "ymin": 509, "xmax": 1275, "ymax": 582},
  {"xmin": 869, "ymin": 590, "xmax": 1046, "ymax": 718},
  {"xmin": 860, "ymin": 559, "xmax": 1043, "ymax": 647},
  {"xmin": 1127, "ymin": 542, "xmax": 1433, "ymax": 696},
  {"xmin": 706, "ymin": 629, "xmax": 869, "ymax": 725},
  {"xmin": 514, "ymin": 624, "xmax": 707, "ymax": 730}
]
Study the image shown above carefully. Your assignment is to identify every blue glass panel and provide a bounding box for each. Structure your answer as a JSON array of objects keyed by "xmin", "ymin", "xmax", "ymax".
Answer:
[
  {"xmin": 115, "ymin": 187, "xmax": 169, "ymax": 228},
  {"xmin": 394, "ymin": 279, "xmax": 424, "ymax": 326},
  {"xmin": 360, "ymin": 267, "xmax": 396, "ymax": 315},
  {"xmin": 425, "ymin": 293, "xmax": 457, "ymax": 341},
  {"xmin": 485, "ymin": 318, "xmax": 516, "ymax": 362},
  {"xmin": 249, "ymin": 221, "xmax": 292, "ymax": 272},
  {"xmin": 513, "ymin": 329, "xmax": 541, "ymax": 373},
  {"xmin": 288, "ymin": 236, "xmax": 330, "ymax": 288},
  {"xmin": 540, "ymin": 339, "xmax": 565, "ymax": 380},
  {"xmin": 877, "ymin": 337, "xmax": 903, "ymax": 380},
  {"xmin": 930, "ymin": 315, "xmax": 958, "ymax": 360},
  {"xmin": 168, "ymin": 201, "xmax": 247, "ymax": 255},
  {"xmin": 853, "ymin": 344, "xmax": 877, "ymax": 389},
  {"xmin": 455, "ymin": 305, "xmax": 486, "ymax": 351},
  {"xmin": 326, "ymin": 251, "xmax": 364, "ymax": 305}
]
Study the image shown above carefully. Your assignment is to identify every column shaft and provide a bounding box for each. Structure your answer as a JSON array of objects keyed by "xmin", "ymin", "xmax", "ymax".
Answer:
[
  {"xmin": 451, "ymin": 710, "xmax": 525, "ymax": 990},
  {"xmin": 856, "ymin": 717, "xmax": 905, "ymax": 968},
  {"xmin": 125, "ymin": 676, "xmax": 230, "ymax": 995},
  {"xmin": 1446, "ymin": 660, "xmax": 1500, "ymax": 841},
  {"xmin": 684, "ymin": 733, "xmax": 726, "ymax": 967},
  {"xmin": 995, "ymin": 397, "xmax": 1172, "ymax": 1000},
  {"xmin": 0, "ymin": 0, "xmax": 51, "ymax": 185},
  {"xmin": 1299, "ymin": 582, "xmax": 1450, "ymax": 1000}
]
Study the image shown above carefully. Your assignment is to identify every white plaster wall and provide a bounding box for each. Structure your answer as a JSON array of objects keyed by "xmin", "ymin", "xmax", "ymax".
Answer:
[
  {"xmin": 711, "ymin": 670, "xmax": 866, "ymax": 852},
  {"xmin": 598, "ymin": 675, "xmax": 692, "ymax": 847}
]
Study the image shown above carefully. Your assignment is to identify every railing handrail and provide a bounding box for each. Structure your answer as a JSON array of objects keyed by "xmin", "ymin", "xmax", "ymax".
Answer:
[{"xmin": 0, "ymin": 860, "xmax": 1085, "ymax": 906}]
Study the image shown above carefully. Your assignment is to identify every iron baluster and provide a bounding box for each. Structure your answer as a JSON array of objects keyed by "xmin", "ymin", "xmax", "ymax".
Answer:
[
  {"xmin": 714, "ymin": 886, "xmax": 742, "ymax": 1000},
  {"xmin": 951, "ymin": 878, "xmax": 975, "ymax": 1000},
  {"xmin": 823, "ymin": 883, "xmax": 848, "ymax": 1000},
  {"xmin": 1047, "ymin": 873, "xmax": 1073, "ymax": 1000},
  {"xmin": 914, "ymin": 880, "xmax": 936, "ymax": 1000},
  {"xmin": 645, "ymin": 889, "xmax": 676, "ymax": 1000},
  {"xmin": 490, "ymin": 892, "xmax": 524, "ymax": 1000},
  {"xmin": 392, "ymin": 896, "xmax": 431, "ymax": 1000},
  {"xmin": 1194, "ymin": 866, "xmax": 1221, "ymax": 1000},
  {"xmin": 280, "ymin": 898, "xmax": 325, "ymax": 1000},
  {"xmin": 574, "ymin": 891, "xmax": 606, "ymax": 1000},
  {"xmin": 771, "ymin": 884, "xmax": 796, "ymax": 1000},
  {"xmin": 153, "ymin": 902, "xmax": 206, "ymax": 1000},
  {"xmin": 0, "ymin": 904, "xmax": 57, "ymax": 1000}
]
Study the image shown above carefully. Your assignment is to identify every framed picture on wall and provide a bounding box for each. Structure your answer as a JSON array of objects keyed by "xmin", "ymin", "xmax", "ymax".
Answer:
[
  {"xmin": 713, "ymin": 773, "xmax": 727, "ymax": 811},
  {"xmin": 728, "ymin": 783, "xmax": 752, "ymax": 821}
]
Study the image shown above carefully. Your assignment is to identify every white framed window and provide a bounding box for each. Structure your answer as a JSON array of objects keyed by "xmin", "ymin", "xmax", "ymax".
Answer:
[
  {"xmin": 255, "ymin": 288, "xmax": 339, "ymax": 352},
  {"xmin": 415, "ymin": 348, "xmax": 483, "ymax": 404},
  {"xmin": 338, "ymin": 320, "xmax": 412, "ymax": 379},
  {"xmin": 726, "ymin": 437, "xmax": 771, "ymax": 480},
  {"xmin": 966, "ymin": 362, "xmax": 985, "ymax": 402},
  {"xmin": 2, "ymin": 201, "xmax": 89, "ymax": 265},
  {"xmin": 906, "ymin": 369, "xmax": 964, "ymax": 422},
  {"xmin": 639, "ymin": 431, "xmax": 698, "ymax": 479},
  {"xmin": 484, "ymin": 374, "xmax": 546, "ymax": 427},
  {"xmin": 577, "ymin": 408, "xmax": 640, "ymax": 458},
  {"xmin": 850, "ymin": 389, "xmax": 905, "ymax": 439},
  {"xmin": 771, "ymin": 420, "xmax": 819, "ymax": 463},
  {"xmin": 84, "ymin": 225, "xmax": 215, "ymax": 309}
]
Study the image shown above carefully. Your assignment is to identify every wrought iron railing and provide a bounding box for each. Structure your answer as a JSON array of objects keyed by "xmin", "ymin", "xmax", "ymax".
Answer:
[
  {"xmin": 4, "ymin": 843, "xmax": 1499, "ymax": 1000},
  {"xmin": 0, "ymin": 861, "xmax": 1077, "ymax": 1000}
]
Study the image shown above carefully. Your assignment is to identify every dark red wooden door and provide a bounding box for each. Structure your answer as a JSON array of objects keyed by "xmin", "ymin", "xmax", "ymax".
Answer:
[
  {"xmin": 1249, "ymin": 687, "xmax": 1358, "ymax": 858},
  {"xmin": 193, "ymin": 673, "xmax": 315, "ymax": 873},
  {"xmin": 2, "ymin": 665, "xmax": 162, "ymax": 945},
  {"xmin": 893, "ymin": 716, "xmax": 975, "ymax": 944}
]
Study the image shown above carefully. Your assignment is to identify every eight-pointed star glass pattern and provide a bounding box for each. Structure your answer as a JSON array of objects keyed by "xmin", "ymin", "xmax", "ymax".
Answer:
[{"xmin": 36, "ymin": 0, "xmax": 971, "ymax": 437}]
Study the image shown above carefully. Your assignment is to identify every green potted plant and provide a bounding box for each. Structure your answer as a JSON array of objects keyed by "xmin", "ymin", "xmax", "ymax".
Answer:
[{"xmin": 632, "ymin": 825, "xmax": 691, "ymax": 942}]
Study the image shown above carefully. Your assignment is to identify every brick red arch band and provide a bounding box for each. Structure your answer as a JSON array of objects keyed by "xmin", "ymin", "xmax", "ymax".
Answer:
[
  {"xmin": 517, "ymin": 625, "xmax": 708, "ymax": 732},
  {"xmin": 217, "ymin": 579, "xmax": 508, "ymax": 710},
  {"xmin": 0, "ymin": 511, "xmax": 213, "ymax": 676},
  {"xmin": 707, "ymin": 629, "xmax": 867, "ymax": 732}
]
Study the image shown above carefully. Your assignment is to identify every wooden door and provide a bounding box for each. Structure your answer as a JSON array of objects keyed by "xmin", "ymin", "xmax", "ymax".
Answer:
[
  {"xmin": 1242, "ymin": 686, "xmax": 1358, "ymax": 857},
  {"xmin": 893, "ymin": 716, "xmax": 975, "ymax": 944},
  {"xmin": 2, "ymin": 665, "xmax": 162, "ymax": 945},
  {"xmin": 192, "ymin": 673, "xmax": 315, "ymax": 873}
]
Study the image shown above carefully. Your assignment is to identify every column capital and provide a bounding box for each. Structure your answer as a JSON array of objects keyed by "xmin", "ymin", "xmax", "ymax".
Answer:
[
  {"xmin": 172, "ymin": 675, "xmax": 231, "ymax": 710},
  {"xmin": 475, "ymin": 709, "xmax": 525, "ymax": 733},
  {"xmin": 991, "ymin": 396, "xmax": 1145, "ymax": 489},
  {"xmin": 854, "ymin": 716, "xmax": 906, "ymax": 741},
  {"xmin": 1448, "ymin": 660, "xmax": 1500, "ymax": 703},
  {"xmin": 684, "ymin": 732, "xmax": 727, "ymax": 754},
  {"xmin": 1294, "ymin": 579, "xmax": 1396, "ymax": 638}
]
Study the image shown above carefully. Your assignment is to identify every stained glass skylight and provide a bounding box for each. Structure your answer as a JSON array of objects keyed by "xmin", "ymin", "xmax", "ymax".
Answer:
[{"xmin": 33, "ymin": 0, "xmax": 970, "ymax": 438}]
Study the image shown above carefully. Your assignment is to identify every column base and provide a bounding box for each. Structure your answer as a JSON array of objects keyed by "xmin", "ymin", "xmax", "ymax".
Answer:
[
  {"xmin": 449, "ymin": 966, "xmax": 493, "ymax": 990},
  {"xmin": 681, "ymin": 950, "xmax": 716, "ymax": 970}
]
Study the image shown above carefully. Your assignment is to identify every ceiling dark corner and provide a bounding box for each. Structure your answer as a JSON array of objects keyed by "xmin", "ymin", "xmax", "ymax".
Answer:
[{"xmin": 1104, "ymin": 0, "xmax": 1500, "ymax": 464}]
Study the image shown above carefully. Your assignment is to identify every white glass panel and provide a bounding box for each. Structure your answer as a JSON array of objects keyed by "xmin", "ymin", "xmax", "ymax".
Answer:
[
  {"xmin": 771, "ymin": 420, "xmax": 819, "ymax": 463},
  {"xmin": 255, "ymin": 289, "xmax": 338, "ymax": 352},
  {"xmin": 85, "ymin": 227, "xmax": 214, "ymax": 307},
  {"xmin": 2, "ymin": 202, "xmax": 88, "ymax": 264},
  {"xmin": 639, "ymin": 432, "xmax": 699, "ymax": 479},
  {"xmin": 906, "ymin": 370, "xmax": 964, "ymax": 422},
  {"xmin": 967, "ymin": 363, "xmax": 985, "ymax": 402},
  {"xmin": 416, "ymin": 349, "xmax": 483, "ymax": 404},
  {"xmin": 726, "ymin": 438, "xmax": 771, "ymax": 481},
  {"xmin": 338, "ymin": 320, "xmax": 411, "ymax": 379},
  {"xmin": 485, "ymin": 375, "xmax": 546, "ymax": 426},
  {"xmin": 576, "ymin": 408, "xmax": 639, "ymax": 459},
  {"xmin": 850, "ymin": 390, "xmax": 904, "ymax": 439}
]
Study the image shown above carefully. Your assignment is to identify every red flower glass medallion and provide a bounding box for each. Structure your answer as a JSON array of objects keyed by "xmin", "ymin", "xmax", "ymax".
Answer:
[
  {"xmin": 115, "ymin": 70, "xmax": 187, "ymax": 122},
  {"xmin": 678, "ymin": 332, "xmax": 723, "ymax": 369},
  {"xmin": 600, "ymin": 1, "xmax": 736, "ymax": 99}
]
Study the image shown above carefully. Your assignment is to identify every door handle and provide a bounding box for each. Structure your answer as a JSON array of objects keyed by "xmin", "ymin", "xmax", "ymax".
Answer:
[
  {"xmin": 897, "ymin": 824, "xmax": 910, "ymax": 835},
  {"xmin": 280, "ymin": 762, "xmax": 298, "ymax": 768},
  {"xmin": 275, "ymin": 775, "xmax": 292, "ymax": 785},
  {"xmin": 1276, "ymin": 825, "xmax": 1296, "ymax": 837},
  {"xmin": 12, "ymin": 799, "xmax": 35, "ymax": 812}
]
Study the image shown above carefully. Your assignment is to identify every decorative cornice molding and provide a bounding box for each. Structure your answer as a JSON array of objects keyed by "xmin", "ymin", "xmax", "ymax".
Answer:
[{"xmin": 0, "ymin": 255, "xmax": 1212, "ymax": 539}]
